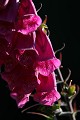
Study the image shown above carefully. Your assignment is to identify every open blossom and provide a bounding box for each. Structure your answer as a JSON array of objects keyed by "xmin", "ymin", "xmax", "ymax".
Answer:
[
  {"xmin": 16, "ymin": 0, "xmax": 42, "ymax": 35},
  {"xmin": 0, "ymin": 0, "xmax": 61, "ymax": 108}
]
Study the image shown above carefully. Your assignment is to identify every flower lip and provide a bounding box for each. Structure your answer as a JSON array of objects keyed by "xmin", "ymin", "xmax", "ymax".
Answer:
[{"xmin": 17, "ymin": 14, "xmax": 42, "ymax": 35}]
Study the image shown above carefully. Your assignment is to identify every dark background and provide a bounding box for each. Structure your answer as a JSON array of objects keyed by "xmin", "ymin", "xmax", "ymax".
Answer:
[{"xmin": 0, "ymin": 0, "xmax": 80, "ymax": 120}]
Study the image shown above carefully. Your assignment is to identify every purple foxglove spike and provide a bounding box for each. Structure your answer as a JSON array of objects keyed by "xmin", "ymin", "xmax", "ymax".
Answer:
[{"xmin": 0, "ymin": 0, "xmax": 61, "ymax": 108}]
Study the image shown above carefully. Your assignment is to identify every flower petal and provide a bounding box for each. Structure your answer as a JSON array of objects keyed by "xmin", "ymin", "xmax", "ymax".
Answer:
[
  {"xmin": 35, "ymin": 28, "xmax": 55, "ymax": 61},
  {"xmin": 16, "ymin": 0, "xmax": 42, "ymax": 35},
  {"xmin": 34, "ymin": 90, "xmax": 60, "ymax": 106},
  {"xmin": 19, "ymin": 49, "xmax": 38, "ymax": 67},
  {"xmin": 11, "ymin": 32, "xmax": 35, "ymax": 49},
  {"xmin": 17, "ymin": 14, "xmax": 42, "ymax": 35},
  {"xmin": 35, "ymin": 73, "xmax": 57, "ymax": 92},
  {"xmin": 1, "ymin": 56, "xmax": 38, "ymax": 108},
  {"xmin": 11, "ymin": 93, "xmax": 31, "ymax": 108},
  {"xmin": 18, "ymin": 0, "xmax": 38, "ymax": 16},
  {"xmin": 33, "ymin": 73, "xmax": 60, "ymax": 106},
  {"xmin": 36, "ymin": 58, "xmax": 61, "ymax": 76}
]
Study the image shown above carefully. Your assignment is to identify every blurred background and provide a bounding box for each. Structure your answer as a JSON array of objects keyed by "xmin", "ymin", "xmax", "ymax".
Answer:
[{"xmin": 0, "ymin": 0, "xmax": 80, "ymax": 120}]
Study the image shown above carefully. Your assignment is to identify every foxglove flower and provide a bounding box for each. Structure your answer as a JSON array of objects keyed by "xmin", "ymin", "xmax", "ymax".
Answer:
[
  {"xmin": 16, "ymin": 0, "xmax": 42, "ymax": 35},
  {"xmin": 34, "ymin": 73, "xmax": 60, "ymax": 106},
  {"xmin": 36, "ymin": 58, "xmax": 61, "ymax": 76},
  {"xmin": 1, "ymin": 50, "xmax": 38, "ymax": 108},
  {"xmin": 0, "ymin": 0, "xmax": 61, "ymax": 108}
]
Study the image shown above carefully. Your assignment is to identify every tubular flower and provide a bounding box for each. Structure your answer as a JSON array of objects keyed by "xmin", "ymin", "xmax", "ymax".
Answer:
[
  {"xmin": 16, "ymin": 0, "xmax": 42, "ymax": 35},
  {"xmin": 0, "ymin": 0, "xmax": 61, "ymax": 108},
  {"xmin": 35, "ymin": 28, "xmax": 55, "ymax": 61},
  {"xmin": 1, "ymin": 50, "xmax": 38, "ymax": 108},
  {"xmin": 36, "ymin": 58, "xmax": 61, "ymax": 76},
  {"xmin": 33, "ymin": 73, "xmax": 60, "ymax": 106}
]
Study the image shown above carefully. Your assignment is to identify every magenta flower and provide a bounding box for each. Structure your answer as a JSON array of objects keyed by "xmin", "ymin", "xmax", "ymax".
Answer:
[
  {"xmin": 0, "ymin": 0, "xmax": 61, "ymax": 108},
  {"xmin": 36, "ymin": 58, "xmax": 61, "ymax": 76},
  {"xmin": 35, "ymin": 28, "xmax": 55, "ymax": 61},
  {"xmin": 18, "ymin": 0, "xmax": 37, "ymax": 16},
  {"xmin": 1, "ymin": 50, "xmax": 38, "ymax": 108},
  {"xmin": 16, "ymin": 0, "xmax": 42, "ymax": 35},
  {"xmin": 11, "ymin": 32, "xmax": 35, "ymax": 50},
  {"xmin": 33, "ymin": 29, "xmax": 61, "ymax": 105},
  {"xmin": 34, "ymin": 90, "xmax": 60, "ymax": 106},
  {"xmin": 17, "ymin": 14, "xmax": 42, "ymax": 35},
  {"xmin": 34, "ymin": 73, "xmax": 60, "ymax": 106}
]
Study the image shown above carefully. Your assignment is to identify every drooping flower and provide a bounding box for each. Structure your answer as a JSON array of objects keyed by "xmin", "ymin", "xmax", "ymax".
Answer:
[
  {"xmin": 35, "ymin": 28, "xmax": 55, "ymax": 61},
  {"xmin": 36, "ymin": 58, "xmax": 61, "ymax": 76},
  {"xmin": 16, "ymin": 0, "xmax": 42, "ymax": 35},
  {"xmin": 1, "ymin": 50, "xmax": 38, "ymax": 108},
  {"xmin": 17, "ymin": 14, "xmax": 42, "ymax": 35},
  {"xmin": 34, "ymin": 73, "xmax": 60, "ymax": 106},
  {"xmin": 0, "ymin": 0, "xmax": 61, "ymax": 108},
  {"xmin": 33, "ymin": 28, "xmax": 61, "ymax": 106}
]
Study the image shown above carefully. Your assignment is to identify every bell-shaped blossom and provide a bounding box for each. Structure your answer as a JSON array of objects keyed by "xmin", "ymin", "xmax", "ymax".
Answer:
[
  {"xmin": 16, "ymin": 0, "xmax": 42, "ymax": 35},
  {"xmin": 1, "ymin": 52, "xmax": 38, "ymax": 108},
  {"xmin": 0, "ymin": 0, "xmax": 61, "ymax": 108},
  {"xmin": 35, "ymin": 28, "xmax": 55, "ymax": 61},
  {"xmin": 36, "ymin": 58, "xmax": 61, "ymax": 76},
  {"xmin": 34, "ymin": 73, "xmax": 60, "ymax": 106},
  {"xmin": 17, "ymin": 15, "xmax": 42, "ymax": 35},
  {"xmin": 18, "ymin": 0, "xmax": 37, "ymax": 16}
]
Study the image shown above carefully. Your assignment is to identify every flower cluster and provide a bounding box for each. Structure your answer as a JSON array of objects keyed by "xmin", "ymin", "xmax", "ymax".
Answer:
[{"xmin": 0, "ymin": 0, "xmax": 61, "ymax": 108}]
